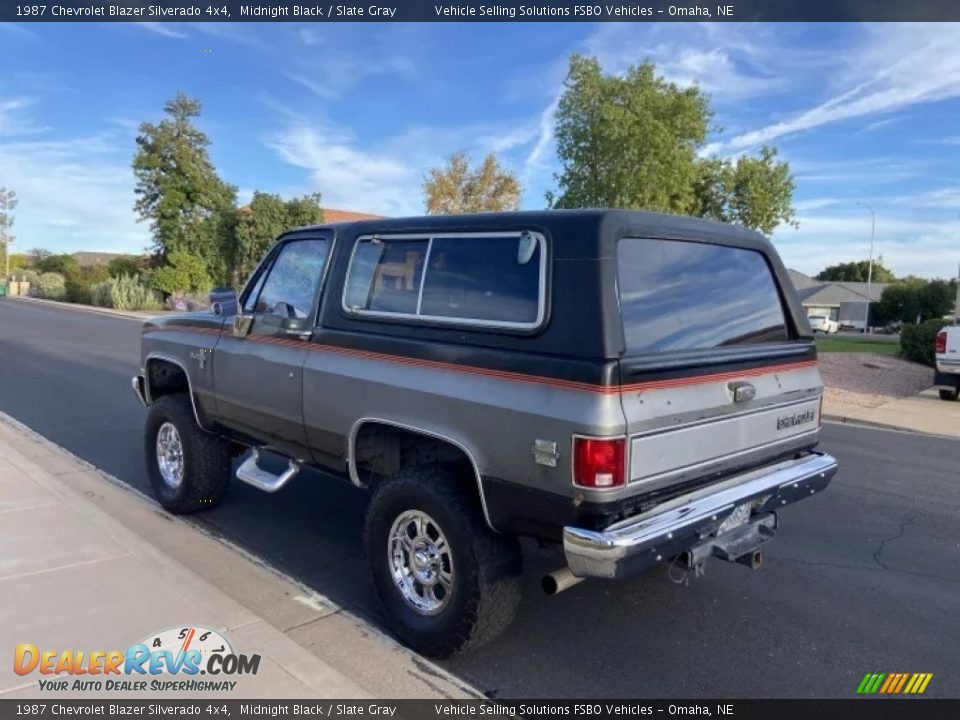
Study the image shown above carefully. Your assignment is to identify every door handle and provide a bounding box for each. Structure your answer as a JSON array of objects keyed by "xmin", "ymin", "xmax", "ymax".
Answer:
[{"xmin": 284, "ymin": 328, "xmax": 313, "ymax": 341}]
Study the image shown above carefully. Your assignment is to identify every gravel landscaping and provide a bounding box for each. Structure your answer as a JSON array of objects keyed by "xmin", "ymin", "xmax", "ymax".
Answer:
[{"xmin": 818, "ymin": 352, "xmax": 933, "ymax": 408}]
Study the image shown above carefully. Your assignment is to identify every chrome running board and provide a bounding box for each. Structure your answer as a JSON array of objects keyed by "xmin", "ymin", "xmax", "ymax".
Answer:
[{"xmin": 236, "ymin": 448, "xmax": 300, "ymax": 493}]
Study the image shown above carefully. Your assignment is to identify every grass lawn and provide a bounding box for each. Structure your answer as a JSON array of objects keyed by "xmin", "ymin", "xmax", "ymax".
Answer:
[{"xmin": 815, "ymin": 336, "xmax": 901, "ymax": 354}]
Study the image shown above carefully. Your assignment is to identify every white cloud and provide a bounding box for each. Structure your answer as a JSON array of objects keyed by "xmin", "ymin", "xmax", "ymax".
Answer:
[
  {"xmin": 265, "ymin": 122, "xmax": 420, "ymax": 216},
  {"xmin": 718, "ymin": 24, "xmax": 960, "ymax": 151},
  {"xmin": 264, "ymin": 105, "xmax": 550, "ymax": 216},
  {"xmin": 774, "ymin": 212, "xmax": 960, "ymax": 280},
  {"xmin": 0, "ymin": 98, "xmax": 40, "ymax": 135},
  {"xmin": 0, "ymin": 132, "xmax": 147, "ymax": 254},
  {"xmin": 133, "ymin": 22, "xmax": 189, "ymax": 39}
]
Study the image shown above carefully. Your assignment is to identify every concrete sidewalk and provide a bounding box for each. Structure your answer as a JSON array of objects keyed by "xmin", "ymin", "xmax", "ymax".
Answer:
[
  {"xmin": 824, "ymin": 387, "xmax": 960, "ymax": 439},
  {"xmin": 0, "ymin": 412, "xmax": 478, "ymax": 700}
]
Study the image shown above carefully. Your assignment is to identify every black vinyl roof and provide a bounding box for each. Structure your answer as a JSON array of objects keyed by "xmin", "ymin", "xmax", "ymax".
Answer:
[{"xmin": 293, "ymin": 208, "xmax": 772, "ymax": 258}]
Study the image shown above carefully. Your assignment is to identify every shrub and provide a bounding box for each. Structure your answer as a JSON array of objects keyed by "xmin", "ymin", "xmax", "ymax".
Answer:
[
  {"xmin": 152, "ymin": 249, "xmax": 212, "ymax": 295},
  {"xmin": 90, "ymin": 280, "xmax": 112, "ymax": 307},
  {"xmin": 900, "ymin": 318, "xmax": 950, "ymax": 366},
  {"xmin": 17, "ymin": 269, "xmax": 39, "ymax": 286},
  {"xmin": 90, "ymin": 274, "xmax": 163, "ymax": 311},
  {"xmin": 64, "ymin": 265, "xmax": 110, "ymax": 304},
  {"xmin": 35, "ymin": 272, "xmax": 67, "ymax": 300}
]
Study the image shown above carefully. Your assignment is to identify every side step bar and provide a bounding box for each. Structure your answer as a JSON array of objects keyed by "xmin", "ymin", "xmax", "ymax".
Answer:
[{"xmin": 235, "ymin": 448, "xmax": 301, "ymax": 493}]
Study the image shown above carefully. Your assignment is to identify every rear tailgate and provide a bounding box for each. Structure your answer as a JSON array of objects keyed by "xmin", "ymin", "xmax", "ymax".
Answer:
[
  {"xmin": 616, "ymin": 237, "xmax": 822, "ymax": 495},
  {"xmin": 938, "ymin": 326, "xmax": 960, "ymax": 372}
]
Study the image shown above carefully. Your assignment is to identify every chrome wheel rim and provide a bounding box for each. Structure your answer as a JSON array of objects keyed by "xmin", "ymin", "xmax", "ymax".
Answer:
[
  {"xmin": 155, "ymin": 422, "xmax": 184, "ymax": 489},
  {"xmin": 388, "ymin": 510, "xmax": 454, "ymax": 616}
]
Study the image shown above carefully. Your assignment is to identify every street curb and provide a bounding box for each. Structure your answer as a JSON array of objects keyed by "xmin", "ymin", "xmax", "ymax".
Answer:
[
  {"xmin": 0, "ymin": 409, "xmax": 486, "ymax": 700},
  {"xmin": 823, "ymin": 414, "xmax": 957, "ymax": 440},
  {"xmin": 5, "ymin": 294, "xmax": 168, "ymax": 321}
]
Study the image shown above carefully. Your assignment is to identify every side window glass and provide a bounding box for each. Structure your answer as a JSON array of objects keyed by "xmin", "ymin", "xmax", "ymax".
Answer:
[
  {"xmin": 344, "ymin": 238, "xmax": 429, "ymax": 315},
  {"xmin": 251, "ymin": 239, "xmax": 329, "ymax": 318},
  {"xmin": 420, "ymin": 236, "xmax": 541, "ymax": 324}
]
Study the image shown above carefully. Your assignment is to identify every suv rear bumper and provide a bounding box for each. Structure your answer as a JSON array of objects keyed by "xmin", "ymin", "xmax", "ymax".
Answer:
[{"xmin": 563, "ymin": 452, "xmax": 837, "ymax": 579}]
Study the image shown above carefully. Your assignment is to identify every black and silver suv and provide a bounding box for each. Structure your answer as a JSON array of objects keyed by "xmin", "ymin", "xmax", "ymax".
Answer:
[{"xmin": 132, "ymin": 209, "xmax": 838, "ymax": 657}]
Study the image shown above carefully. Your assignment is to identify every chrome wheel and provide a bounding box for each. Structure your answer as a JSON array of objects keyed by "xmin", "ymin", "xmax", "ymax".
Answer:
[
  {"xmin": 155, "ymin": 422, "xmax": 184, "ymax": 489},
  {"xmin": 388, "ymin": 510, "xmax": 454, "ymax": 616}
]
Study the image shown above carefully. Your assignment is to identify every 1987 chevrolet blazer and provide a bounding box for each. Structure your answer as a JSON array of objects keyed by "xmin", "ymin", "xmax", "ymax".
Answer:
[{"xmin": 133, "ymin": 210, "xmax": 838, "ymax": 657}]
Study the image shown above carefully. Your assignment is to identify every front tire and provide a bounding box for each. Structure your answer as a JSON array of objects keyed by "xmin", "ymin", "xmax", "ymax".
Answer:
[
  {"xmin": 364, "ymin": 464, "xmax": 522, "ymax": 658},
  {"xmin": 939, "ymin": 387, "xmax": 959, "ymax": 401},
  {"xmin": 145, "ymin": 394, "xmax": 232, "ymax": 513}
]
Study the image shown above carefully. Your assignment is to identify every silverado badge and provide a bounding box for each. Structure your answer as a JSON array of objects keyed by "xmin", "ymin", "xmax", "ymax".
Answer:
[{"xmin": 777, "ymin": 409, "xmax": 816, "ymax": 431}]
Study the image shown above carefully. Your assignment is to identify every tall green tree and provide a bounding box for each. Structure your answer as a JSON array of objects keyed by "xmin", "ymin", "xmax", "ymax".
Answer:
[
  {"xmin": 816, "ymin": 259, "xmax": 896, "ymax": 283},
  {"xmin": 224, "ymin": 191, "xmax": 325, "ymax": 286},
  {"xmin": 548, "ymin": 55, "xmax": 797, "ymax": 235},
  {"xmin": 133, "ymin": 93, "xmax": 236, "ymax": 285},
  {"xmin": 877, "ymin": 277, "xmax": 955, "ymax": 324},
  {"xmin": 0, "ymin": 187, "xmax": 17, "ymax": 279},
  {"xmin": 424, "ymin": 151, "xmax": 522, "ymax": 214}
]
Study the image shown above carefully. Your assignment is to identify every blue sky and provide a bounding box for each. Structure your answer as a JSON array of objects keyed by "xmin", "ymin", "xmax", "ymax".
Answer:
[{"xmin": 1, "ymin": 21, "xmax": 958, "ymax": 278}]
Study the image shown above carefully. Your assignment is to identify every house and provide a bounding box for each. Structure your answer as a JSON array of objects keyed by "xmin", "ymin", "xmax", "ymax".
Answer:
[
  {"xmin": 788, "ymin": 269, "xmax": 890, "ymax": 330},
  {"xmin": 321, "ymin": 208, "xmax": 384, "ymax": 223}
]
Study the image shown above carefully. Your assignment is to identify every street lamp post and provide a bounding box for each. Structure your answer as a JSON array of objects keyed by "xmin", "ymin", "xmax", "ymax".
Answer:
[{"xmin": 857, "ymin": 201, "xmax": 876, "ymax": 333}]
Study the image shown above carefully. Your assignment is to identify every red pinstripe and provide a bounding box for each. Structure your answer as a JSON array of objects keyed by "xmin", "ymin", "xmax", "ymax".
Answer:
[{"xmin": 145, "ymin": 324, "xmax": 817, "ymax": 395}]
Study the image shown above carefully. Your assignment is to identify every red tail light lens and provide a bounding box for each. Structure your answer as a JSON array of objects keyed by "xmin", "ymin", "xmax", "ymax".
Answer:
[
  {"xmin": 936, "ymin": 330, "xmax": 947, "ymax": 354},
  {"xmin": 573, "ymin": 437, "xmax": 625, "ymax": 489}
]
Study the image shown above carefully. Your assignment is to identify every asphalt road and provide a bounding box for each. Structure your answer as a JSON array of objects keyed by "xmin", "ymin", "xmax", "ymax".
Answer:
[{"xmin": 1, "ymin": 297, "xmax": 958, "ymax": 698}]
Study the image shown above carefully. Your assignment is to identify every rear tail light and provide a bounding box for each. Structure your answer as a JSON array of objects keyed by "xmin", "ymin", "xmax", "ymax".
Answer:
[
  {"xmin": 936, "ymin": 330, "xmax": 947, "ymax": 355},
  {"xmin": 573, "ymin": 436, "xmax": 626, "ymax": 489}
]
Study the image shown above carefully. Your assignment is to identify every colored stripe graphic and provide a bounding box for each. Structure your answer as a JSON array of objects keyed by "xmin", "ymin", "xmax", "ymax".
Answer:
[{"xmin": 857, "ymin": 673, "xmax": 933, "ymax": 694}]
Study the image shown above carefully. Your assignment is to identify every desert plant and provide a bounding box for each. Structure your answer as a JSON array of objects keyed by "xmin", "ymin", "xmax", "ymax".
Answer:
[
  {"xmin": 35, "ymin": 272, "xmax": 67, "ymax": 300},
  {"xmin": 90, "ymin": 274, "xmax": 163, "ymax": 311},
  {"xmin": 90, "ymin": 279, "xmax": 112, "ymax": 307},
  {"xmin": 900, "ymin": 319, "xmax": 950, "ymax": 367}
]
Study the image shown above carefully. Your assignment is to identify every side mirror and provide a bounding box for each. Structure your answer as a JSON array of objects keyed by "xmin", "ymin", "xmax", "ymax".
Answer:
[{"xmin": 210, "ymin": 288, "xmax": 239, "ymax": 317}]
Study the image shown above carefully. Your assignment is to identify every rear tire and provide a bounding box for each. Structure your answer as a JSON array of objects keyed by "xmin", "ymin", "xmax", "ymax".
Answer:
[
  {"xmin": 939, "ymin": 387, "xmax": 959, "ymax": 401},
  {"xmin": 364, "ymin": 464, "xmax": 522, "ymax": 658},
  {"xmin": 145, "ymin": 394, "xmax": 232, "ymax": 513}
]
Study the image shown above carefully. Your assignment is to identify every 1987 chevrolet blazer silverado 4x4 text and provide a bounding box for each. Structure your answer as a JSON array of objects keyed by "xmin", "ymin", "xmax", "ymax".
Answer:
[{"xmin": 132, "ymin": 210, "xmax": 838, "ymax": 657}]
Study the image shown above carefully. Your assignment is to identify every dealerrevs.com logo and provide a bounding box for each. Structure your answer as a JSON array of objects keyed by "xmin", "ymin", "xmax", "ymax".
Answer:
[{"xmin": 14, "ymin": 626, "xmax": 260, "ymax": 693}]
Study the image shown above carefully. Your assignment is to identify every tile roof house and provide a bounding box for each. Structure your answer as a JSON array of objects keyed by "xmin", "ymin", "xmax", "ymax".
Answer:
[
  {"xmin": 321, "ymin": 208, "xmax": 384, "ymax": 223},
  {"xmin": 787, "ymin": 269, "xmax": 890, "ymax": 330}
]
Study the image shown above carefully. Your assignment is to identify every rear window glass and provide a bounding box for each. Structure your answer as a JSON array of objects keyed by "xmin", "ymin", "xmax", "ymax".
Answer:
[
  {"xmin": 344, "ymin": 233, "xmax": 544, "ymax": 328},
  {"xmin": 617, "ymin": 238, "xmax": 789, "ymax": 354}
]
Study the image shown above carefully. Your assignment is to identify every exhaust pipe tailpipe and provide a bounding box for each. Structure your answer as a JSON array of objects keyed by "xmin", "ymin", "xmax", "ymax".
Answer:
[{"xmin": 541, "ymin": 568, "xmax": 585, "ymax": 595}]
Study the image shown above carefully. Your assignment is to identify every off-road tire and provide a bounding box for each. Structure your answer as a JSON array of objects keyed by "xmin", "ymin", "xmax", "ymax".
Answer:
[
  {"xmin": 364, "ymin": 464, "xmax": 522, "ymax": 658},
  {"xmin": 939, "ymin": 387, "xmax": 959, "ymax": 401},
  {"xmin": 145, "ymin": 394, "xmax": 232, "ymax": 513}
]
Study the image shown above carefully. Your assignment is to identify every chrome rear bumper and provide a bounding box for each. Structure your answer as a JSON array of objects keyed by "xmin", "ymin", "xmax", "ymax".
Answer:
[{"xmin": 563, "ymin": 452, "xmax": 837, "ymax": 579}]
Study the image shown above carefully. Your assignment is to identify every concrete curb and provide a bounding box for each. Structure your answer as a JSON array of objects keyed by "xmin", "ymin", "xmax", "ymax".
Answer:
[
  {"xmin": 822, "ymin": 414, "xmax": 957, "ymax": 440},
  {"xmin": 5, "ymin": 294, "xmax": 169, "ymax": 321}
]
